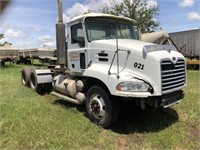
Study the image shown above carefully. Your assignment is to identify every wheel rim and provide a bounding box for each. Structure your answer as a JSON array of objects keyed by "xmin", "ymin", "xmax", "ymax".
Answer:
[{"xmin": 90, "ymin": 94, "xmax": 106, "ymax": 119}]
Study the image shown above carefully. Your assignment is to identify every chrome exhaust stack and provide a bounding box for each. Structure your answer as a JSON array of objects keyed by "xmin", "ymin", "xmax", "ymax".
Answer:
[{"xmin": 56, "ymin": 0, "xmax": 67, "ymax": 71}]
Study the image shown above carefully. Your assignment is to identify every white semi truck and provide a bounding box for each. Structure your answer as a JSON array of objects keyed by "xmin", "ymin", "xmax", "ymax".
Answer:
[{"xmin": 21, "ymin": 0, "xmax": 186, "ymax": 128}]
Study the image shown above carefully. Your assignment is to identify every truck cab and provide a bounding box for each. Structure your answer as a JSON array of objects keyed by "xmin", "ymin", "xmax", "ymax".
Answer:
[
  {"xmin": 67, "ymin": 13, "xmax": 139, "ymax": 72},
  {"xmin": 66, "ymin": 13, "xmax": 185, "ymax": 99}
]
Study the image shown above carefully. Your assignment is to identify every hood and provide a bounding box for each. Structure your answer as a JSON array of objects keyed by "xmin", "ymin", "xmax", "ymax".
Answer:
[
  {"xmin": 90, "ymin": 39, "xmax": 184, "ymax": 62},
  {"xmin": 90, "ymin": 39, "xmax": 155, "ymax": 56}
]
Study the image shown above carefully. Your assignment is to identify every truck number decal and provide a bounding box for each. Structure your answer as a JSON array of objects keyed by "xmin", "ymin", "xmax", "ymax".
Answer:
[{"xmin": 134, "ymin": 62, "xmax": 144, "ymax": 70}]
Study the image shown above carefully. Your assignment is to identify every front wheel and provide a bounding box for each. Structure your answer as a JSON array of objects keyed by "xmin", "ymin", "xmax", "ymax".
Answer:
[{"xmin": 86, "ymin": 86, "xmax": 119, "ymax": 128}]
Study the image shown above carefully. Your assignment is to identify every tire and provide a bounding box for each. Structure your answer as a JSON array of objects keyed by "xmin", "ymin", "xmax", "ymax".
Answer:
[
  {"xmin": 21, "ymin": 68, "xmax": 31, "ymax": 87},
  {"xmin": 29, "ymin": 69, "xmax": 45, "ymax": 95},
  {"xmin": 0, "ymin": 61, "xmax": 5, "ymax": 67},
  {"xmin": 16, "ymin": 60, "xmax": 21, "ymax": 64},
  {"xmin": 86, "ymin": 86, "xmax": 120, "ymax": 128},
  {"xmin": 49, "ymin": 60, "xmax": 55, "ymax": 65},
  {"xmin": 45, "ymin": 83, "xmax": 53, "ymax": 94}
]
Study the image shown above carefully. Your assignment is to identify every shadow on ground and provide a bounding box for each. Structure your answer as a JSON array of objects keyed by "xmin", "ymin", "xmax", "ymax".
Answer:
[
  {"xmin": 53, "ymin": 99, "xmax": 86, "ymax": 113},
  {"xmin": 53, "ymin": 99, "xmax": 179, "ymax": 134},
  {"xmin": 111, "ymin": 101, "xmax": 179, "ymax": 134}
]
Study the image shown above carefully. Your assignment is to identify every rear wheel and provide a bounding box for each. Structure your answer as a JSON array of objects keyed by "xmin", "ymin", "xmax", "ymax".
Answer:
[
  {"xmin": 21, "ymin": 68, "xmax": 31, "ymax": 86},
  {"xmin": 86, "ymin": 86, "xmax": 120, "ymax": 128},
  {"xmin": 0, "ymin": 61, "xmax": 5, "ymax": 66},
  {"xmin": 29, "ymin": 69, "xmax": 45, "ymax": 95}
]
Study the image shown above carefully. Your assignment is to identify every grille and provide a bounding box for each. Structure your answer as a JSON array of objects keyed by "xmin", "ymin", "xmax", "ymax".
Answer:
[{"xmin": 161, "ymin": 59, "xmax": 186, "ymax": 93}]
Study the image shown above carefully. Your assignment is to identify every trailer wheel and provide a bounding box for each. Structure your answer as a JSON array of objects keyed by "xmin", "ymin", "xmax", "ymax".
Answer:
[
  {"xmin": 86, "ymin": 86, "xmax": 119, "ymax": 128},
  {"xmin": 29, "ymin": 69, "xmax": 45, "ymax": 95},
  {"xmin": 21, "ymin": 68, "xmax": 31, "ymax": 87},
  {"xmin": 0, "ymin": 61, "xmax": 5, "ymax": 67}
]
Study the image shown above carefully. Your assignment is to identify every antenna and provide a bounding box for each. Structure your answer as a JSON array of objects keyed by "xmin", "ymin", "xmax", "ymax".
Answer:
[
  {"xmin": 108, "ymin": 22, "xmax": 120, "ymax": 79},
  {"xmin": 116, "ymin": 23, "xmax": 120, "ymax": 79}
]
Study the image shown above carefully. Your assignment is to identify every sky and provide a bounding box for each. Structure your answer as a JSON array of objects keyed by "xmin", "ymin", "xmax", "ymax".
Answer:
[{"xmin": 0, "ymin": 0, "xmax": 199, "ymax": 49}]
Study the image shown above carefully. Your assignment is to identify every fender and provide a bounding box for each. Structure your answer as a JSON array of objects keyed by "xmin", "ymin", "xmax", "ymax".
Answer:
[
  {"xmin": 83, "ymin": 63, "xmax": 118, "ymax": 92},
  {"xmin": 33, "ymin": 69, "xmax": 53, "ymax": 84},
  {"xmin": 83, "ymin": 64, "xmax": 152, "ymax": 98}
]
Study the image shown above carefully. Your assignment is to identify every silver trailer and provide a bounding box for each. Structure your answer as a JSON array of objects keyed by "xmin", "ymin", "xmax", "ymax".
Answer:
[
  {"xmin": 17, "ymin": 46, "xmax": 57, "ymax": 64},
  {"xmin": 169, "ymin": 29, "xmax": 200, "ymax": 58},
  {"xmin": 0, "ymin": 44, "xmax": 57, "ymax": 66},
  {"xmin": 0, "ymin": 44, "xmax": 19, "ymax": 66}
]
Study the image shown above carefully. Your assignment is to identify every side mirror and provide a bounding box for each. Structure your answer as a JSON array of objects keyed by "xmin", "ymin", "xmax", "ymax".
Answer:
[{"xmin": 72, "ymin": 37, "xmax": 85, "ymax": 48}]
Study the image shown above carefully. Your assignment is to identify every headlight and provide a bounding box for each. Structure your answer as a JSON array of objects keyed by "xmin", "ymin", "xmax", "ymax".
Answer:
[{"xmin": 116, "ymin": 81, "xmax": 150, "ymax": 92}]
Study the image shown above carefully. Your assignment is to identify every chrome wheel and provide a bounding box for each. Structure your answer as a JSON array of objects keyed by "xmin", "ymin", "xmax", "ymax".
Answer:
[
  {"xmin": 90, "ymin": 94, "xmax": 106, "ymax": 119},
  {"xmin": 86, "ymin": 85, "xmax": 120, "ymax": 128}
]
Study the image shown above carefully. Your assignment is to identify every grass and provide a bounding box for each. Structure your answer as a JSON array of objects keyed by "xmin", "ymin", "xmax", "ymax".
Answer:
[{"xmin": 0, "ymin": 63, "xmax": 199, "ymax": 149}]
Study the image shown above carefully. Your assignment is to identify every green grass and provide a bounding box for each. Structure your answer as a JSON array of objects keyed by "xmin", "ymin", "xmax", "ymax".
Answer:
[{"xmin": 0, "ymin": 64, "xmax": 200, "ymax": 149}]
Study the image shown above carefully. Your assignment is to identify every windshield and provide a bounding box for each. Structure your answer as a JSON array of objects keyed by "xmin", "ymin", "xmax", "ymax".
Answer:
[{"xmin": 85, "ymin": 17, "xmax": 138, "ymax": 42}]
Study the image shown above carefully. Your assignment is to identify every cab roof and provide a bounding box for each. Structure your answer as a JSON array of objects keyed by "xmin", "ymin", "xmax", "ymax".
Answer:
[{"xmin": 68, "ymin": 12, "xmax": 137, "ymax": 24}]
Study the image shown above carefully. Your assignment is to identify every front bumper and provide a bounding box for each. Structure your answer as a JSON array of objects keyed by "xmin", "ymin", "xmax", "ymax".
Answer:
[
  {"xmin": 146, "ymin": 90, "xmax": 184, "ymax": 108},
  {"xmin": 115, "ymin": 91, "xmax": 151, "ymax": 98}
]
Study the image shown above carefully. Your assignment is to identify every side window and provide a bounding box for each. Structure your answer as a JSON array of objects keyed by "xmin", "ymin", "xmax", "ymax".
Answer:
[{"xmin": 71, "ymin": 23, "xmax": 85, "ymax": 47}]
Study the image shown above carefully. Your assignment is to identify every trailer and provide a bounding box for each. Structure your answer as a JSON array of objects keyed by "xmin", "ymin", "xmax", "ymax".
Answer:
[
  {"xmin": 169, "ymin": 29, "xmax": 200, "ymax": 58},
  {"xmin": 17, "ymin": 45, "xmax": 57, "ymax": 65},
  {"xmin": 169, "ymin": 29, "xmax": 200, "ymax": 69},
  {"xmin": 0, "ymin": 43, "xmax": 19, "ymax": 66}
]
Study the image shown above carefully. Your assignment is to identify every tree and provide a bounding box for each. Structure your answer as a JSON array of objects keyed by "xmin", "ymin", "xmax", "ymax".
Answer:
[
  {"xmin": 1, "ymin": 41, "xmax": 12, "ymax": 46},
  {"xmin": 0, "ymin": 34, "xmax": 4, "ymax": 39},
  {"xmin": 102, "ymin": 0, "xmax": 160, "ymax": 33},
  {"xmin": 0, "ymin": 34, "xmax": 12, "ymax": 46}
]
